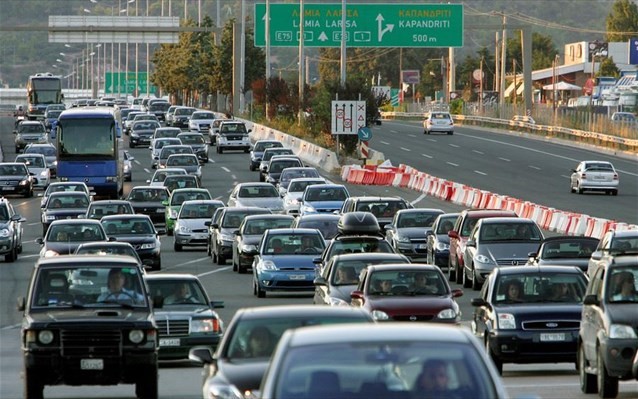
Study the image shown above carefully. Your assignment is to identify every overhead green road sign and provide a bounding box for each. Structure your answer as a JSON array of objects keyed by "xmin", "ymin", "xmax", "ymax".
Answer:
[
  {"xmin": 104, "ymin": 72, "xmax": 157, "ymax": 95},
  {"xmin": 254, "ymin": 3, "xmax": 463, "ymax": 48}
]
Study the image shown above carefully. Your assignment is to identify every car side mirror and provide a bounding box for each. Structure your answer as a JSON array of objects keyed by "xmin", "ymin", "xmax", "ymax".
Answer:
[
  {"xmin": 212, "ymin": 223, "xmax": 219, "ymax": 229},
  {"xmin": 108, "ymin": 237, "xmax": 117, "ymax": 242},
  {"xmin": 313, "ymin": 277, "xmax": 328, "ymax": 286},
  {"xmin": 17, "ymin": 297, "xmax": 25, "ymax": 312},
  {"xmin": 205, "ymin": 221, "xmax": 211, "ymax": 226},
  {"xmin": 36, "ymin": 238, "xmax": 43, "ymax": 245},
  {"xmin": 471, "ymin": 297, "xmax": 487, "ymax": 307},
  {"xmin": 189, "ymin": 347, "xmax": 214, "ymax": 365},
  {"xmin": 233, "ymin": 230, "xmax": 240, "ymax": 235},
  {"xmin": 466, "ymin": 240, "xmax": 476, "ymax": 248},
  {"xmin": 350, "ymin": 290, "xmax": 364, "ymax": 300},
  {"xmin": 312, "ymin": 257, "xmax": 322, "ymax": 265},
  {"xmin": 451, "ymin": 288, "xmax": 463, "ymax": 298},
  {"xmin": 156, "ymin": 228, "xmax": 166, "ymax": 235},
  {"xmin": 583, "ymin": 294, "xmax": 599, "ymax": 306},
  {"xmin": 211, "ymin": 300, "xmax": 224, "ymax": 309},
  {"xmin": 161, "ymin": 200, "xmax": 168, "ymax": 206},
  {"xmin": 384, "ymin": 224, "xmax": 393, "ymax": 231},
  {"xmin": 146, "ymin": 180, "xmax": 151, "ymax": 184}
]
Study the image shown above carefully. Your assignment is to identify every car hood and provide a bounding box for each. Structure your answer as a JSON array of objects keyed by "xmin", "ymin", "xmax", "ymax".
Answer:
[
  {"xmin": 131, "ymin": 129, "xmax": 155, "ymax": 136},
  {"xmin": 305, "ymin": 200, "xmax": 343, "ymax": 210},
  {"xmin": 480, "ymin": 242, "xmax": 542, "ymax": 261},
  {"xmin": 240, "ymin": 235, "xmax": 261, "ymax": 245},
  {"xmin": 178, "ymin": 219, "xmax": 208, "ymax": 230},
  {"xmin": 0, "ymin": 175, "xmax": 29, "ymax": 181},
  {"xmin": 435, "ymin": 234, "xmax": 450, "ymax": 244},
  {"xmin": 235, "ymin": 198, "xmax": 283, "ymax": 209},
  {"xmin": 45, "ymin": 208, "xmax": 87, "ymax": 217},
  {"xmin": 111, "ymin": 234, "xmax": 157, "ymax": 243},
  {"xmin": 330, "ymin": 284, "xmax": 358, "ymax": 302},
  {"xmin": 493, "ymin": 303, "xmax": 582, "ymax": 322},
  {"xmin": 605, "ymin": 304, "xmax": 638, "ymax": 328},
  {"xmin": 261, "ymin": 255, "xmax": 318, "ymax": 269},
  {"xmin": 153, "ymin": 306, "xmax": 213, "ymax": 317},
  {"xmin": 215, "ymin": 359, "xmax": 269, "ymax": 392},
  {"xmin": 368, "ymin": 296, "xmax": 455, "ymax": 313},
  {"xmin": 31, "ymin": 309, "xmax": 151, "ymax": 322},
  {"xmin": 45, "ymin": 241, "xmax": 105, "ymax": 255},
  {"xmin": 396, "ymin": 227, "xmax": 431, "ymax": 239}
]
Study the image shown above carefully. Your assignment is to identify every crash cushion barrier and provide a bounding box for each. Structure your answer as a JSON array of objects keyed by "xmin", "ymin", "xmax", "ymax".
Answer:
[
  {"xmin": 245, "ymin": 119, "xmax": 341, "ymax": 173},
  {"xmin": 341, "ymin": 163, "xmax": 637, "ymax": 239}
]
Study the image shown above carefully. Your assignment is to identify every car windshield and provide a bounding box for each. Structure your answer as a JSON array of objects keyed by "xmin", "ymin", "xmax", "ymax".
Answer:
[
  {"xmin": 133, "ymin": 121, "xmax": 160, "ymax": 131},
  {"xmin": 435, "ymin": 216, "xmax": 458, "ymax": 234},
  {"xmin": 431, "ymin": 113, "xmax": 451, "ymax": 120},
  {"xmin": 238, "ymin": 185, "xmax": 279, "ymax": 198},
  {"xmin": 271, "ymin": 342, "xmax": 497, "ymax": 399},
  {"xmin": 305, "ymin": 187, "xmax": 348, "ymax": 202},
  {"xmin": 152, "ymin": 170, "xmax": 187, "ymax": 182},
  {"xmin": 0, "ymin": 164, "xmax": 28, "ymax": 176},
  {"xmin": 479, "ymin": 223, "xmax": 542, "ymax": 242},
  {"xmin": 242, "ymin": 218, "xmax": 293, "ymax": 235},
  {"xmin": 167, "ymin": 155, "xmax": 198, "ymax": 167},
  {"xmin": 357, "ymin": 201, "xmax": 408, "ymax": 219},
  {"xmin": 254, "ymin": 142, "xmax": 283, "ymax": 152},
  {"xmin": 128, "ymin": 189, "xmax": 168, "ymax": 202},
  {"xmin": 160, "ymin": 147, "xmax": 192, "ymax": 159},
  {"xmin": 19, "ymin": 124, "xmax": 45, "ymax": 133},
  {"xmin": 288, "ymin": 180, "xmax": 324, "ymax": 193},
  {"xmin": 17, "ymin": 156, "xmax": 46, "ymax": 168},
  {"xmin": 88, "ymin": 203, "xmax": 133, "ymax": 218},
  {"xmin": 178, "ymin": 135, "xmax": 205, "ymax": 145},
  {"xmin": 281, "ymin": 169, "xmax": 320, "ymax": 182},
  {"xmin": 269, "ymin": 160, "xmax": 302, "ymax": 174},
  {"xmin": 263, "ymin": 234, "xmax": 325, "ymax": 255},
  {"xmin": 102, "ymin": 218, "xmax": 155, "ymax": 235},
  {"xmin": 192, "ymin": 112, "xmax": 214, "ymax": 120},
  {"xmin": 220, "ymin": 123, "xmax": 248, "ymax": 133},
  {"xmin": 164, "ymin": 177, "xmax": 198, "ymax": 191},
  {"xmin": 584, "ymin": 163, "xmax": 614, "ymax": 172},
  {"xmin": 494, "ymin": 273, "xmax": 587, "ymax": 304},
  {"xmin": 47, "ymin": 224, "xmax": 105, "ymax": 242},
  {"xmin": 541, "ymin": 240, "xmax": 598, "ymax": 259},
  {"xmin": 171, "ymin": 191, "xmax": 211, "ymax": 205},
  {"xmin": 179, "ymin": 203, "xmax": 223, "ymax": 219},
  {"xmin": 297, "ymin": 219, "xmax": 340, "ymax": 240},
  {"xmin": 368, "ymin": 270, "xmax": 448, "ymax": 296},
  {"xmin": 328, "ymin": 239, "xmax": 394, "ymax": 257},
  {"xmin": 395, "ymin": 212, "xmax": 439, "ymax": 228},
  {"xmin": 330, "ymin": 258, "xmax": 403, "ymax": 286},
  {"xmin": 75, "ymin": 245, "xmax": 139, "ymax": 260},
  {"xmin": 174, "ymin": 108, "xmax": 195, "ymax": 116},
  {"xmin": 33, "ymin": 266, "xmax": 146, "ymax": 308},
  {"xmin": 25, "ymin": 146, "xmax": 56, "ymax": 157},
  {"xmin": 223, "ymin": 211, "xmax": 268, "ymax": 228},
  {"xmin": 155, "ymin": 129, "xmax": 181, "ymax": 139},
  {"xmin": 146, "ymin": 279, "xmax": 208, "ymax": 305},
  {"xmin": 264, "ymin": 149, "xmax": 293, "ymax": 161},
  {"xmin": 47, "ymin": 194, "xmax": 89, "ymax": 209},
  {"xmin": 46, "ymin": 183, "xmax": 87, "ymax": 195}
]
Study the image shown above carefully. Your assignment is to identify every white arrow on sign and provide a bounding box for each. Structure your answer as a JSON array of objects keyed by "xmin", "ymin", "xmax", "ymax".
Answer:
[
  {"xmin": 376, "ymin": 14, "xmax": 394, "ymax": 42},
  {"xmin": 318, "ymin": 32, "xmax": 328, "ymax": 42}
]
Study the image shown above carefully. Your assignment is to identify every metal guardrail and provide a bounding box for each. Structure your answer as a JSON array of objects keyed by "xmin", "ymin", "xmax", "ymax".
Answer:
[{"xmin": 380, "ymin": 111, "xmax": 638, "ymax": 152}]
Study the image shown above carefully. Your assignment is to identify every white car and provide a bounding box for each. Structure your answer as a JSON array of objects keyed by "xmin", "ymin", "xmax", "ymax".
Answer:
[
  {"xmin": 15, "ymin": 153, "xmax": 50, "ymax": 188},
  {"xmin": 188, "ymin": 111, "xmax": 216, "ymax": 134},
  {"xmin": 146, "ymin": 168, "xmax": 188, "ymax": 187},
  {"xmin": 282, "ymin": 178, "xmax": 326, "ymax": 215},
  {"xmin": 173, "ymin": 199, "xmax": 225, "ymax": 251},
  {"xmin": 150, "ymin": 138, "xmax": 182, "ymax": 169},
  {"xmin": 423, "ymin": 111, "xmax": 454, "ymax": 135},
  {"xmin": 570, "ymin": 160, "xmax": 619, "ymax": 195},
  {"xmin": 228, "ymin": 183, "xmax": 284, "ymax": 213}
]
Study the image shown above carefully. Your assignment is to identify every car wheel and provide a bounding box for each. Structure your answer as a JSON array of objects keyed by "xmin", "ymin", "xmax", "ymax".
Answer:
[
  {"xmin": 5, "ymin": 246, "xmax": 17, "ymax": 262},
  {"xmin": 219, "ymin": 147, "xmax": 223, "ymax": 154},
  {"xmin": 256, "ymin": 281, "xmax": 266, "ymax": 298},
  {"xmin": 570, "ymin": 183, "xmax": 576, "ymax": 193},
  {"xmin": 448, "ymin": 258, "xmax": 456, "ymax": 281},
  {"xmin": 217, "ymin": 253, "xmax": 226, "ymax": 265},
  {"xmin": 485, "ymin": 338, "xmax": 503, "ymax": 375},
  {"xmin": 238, "ymin": 262, "xmax": 247, "ymax": 274},
  {"xmin": 135, "ymin": 367, "xmax": 158, "ymax": 399},
  {"xmin": 174, "ymin": 242, "xmax": 182, "ymax": 252},
  {"xmin": 23, "ymin": 367, "xmax": 44, "ymax": 399},
  {"xmin": 249, "ymin": 164, "xmax": 255, "ymax": 171},
  {"xmin": 232, "ymin": 254, "xmax": 238, "ymax": 272},
  {"xmin": 472, "ymin": 266, "xmax": 481, "ymax": 290},
  {"xmin": 212, "ymin": 250, "xmax": 217, "ymax": 263},
  {"xmin": 597, "ymin": 346, "xmax": 618, "ymax": 398},
  {"xmin": 448, "ymin": 131, "xmax": 453, "ymax": 135},
  {"xmin": 612, "ymin": 190, "xmax": 618, "ymax": 196},
  {"xmin": 579, "ymin": 344, "xmax": 597, "ymax": 394},
  {"xmin": 463, "ymin": 265, "xmax": 472, "ymax": 288},
  {"xmin": 577, "ymin": 184, "xmax": 584, "ymax": 195}
]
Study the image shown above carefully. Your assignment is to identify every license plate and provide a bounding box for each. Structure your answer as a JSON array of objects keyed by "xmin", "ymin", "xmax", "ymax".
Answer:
[
  {"xmin": 418, "ymin": 244, "xmax": 428, "ymax": 249},
  {"xmin": 195, "ymin": 234, "xmax": 207, "ymax": 239},
  {"xmin": 289, "ymin": 274, "xmax": 306, "ymax": 280},
  {"xmin": 80, "ymin": 359, "xmax": 104, "ymax": 370},
  {"xmin": 540, "ymin": 333, "xmax": 565, "ymax": 342},
  {"xmin": 159, "ymin": 338, "xmax": 181, "ymax": 347},
  {"xmin": 2, "ymin": 187, "xmax": 15, "ymax": 191}
]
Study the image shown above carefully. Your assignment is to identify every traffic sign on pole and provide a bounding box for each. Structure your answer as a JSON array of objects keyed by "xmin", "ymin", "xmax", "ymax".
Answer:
[
  {"xmin": 104, "ymin": 72, "xmax": 156, "ymax": 95},
  {"xmin": 331, "ymin": 101, "xmax": 366, "ymax": 135},
  {"xmin": 255, "ymin": 3, "xmax": 463, "ymax": 48},
  {"xmin": 358, "ymin": 126, "xmax": 372, "ymax": 141}
]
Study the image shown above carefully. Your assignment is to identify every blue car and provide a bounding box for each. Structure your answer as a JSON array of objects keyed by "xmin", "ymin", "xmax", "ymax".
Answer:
[
  {"xmin": 299, "ymin": 184, "xmax": 350, "ymax": 216},
  {"xmin": 252, "ymin": 228, "xmax": 326, "ymax": 298}
]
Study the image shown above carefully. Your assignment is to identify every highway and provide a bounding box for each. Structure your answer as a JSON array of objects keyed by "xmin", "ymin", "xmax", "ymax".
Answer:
[{"xmin": 0, "ymin": 115, "xmax": 637, "ymax": 398}]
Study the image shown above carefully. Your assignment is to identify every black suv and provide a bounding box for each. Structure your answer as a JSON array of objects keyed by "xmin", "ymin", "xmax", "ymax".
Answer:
[
  {"xmin": 579, "ymin": 254, "xmax": 638, "ymax": 398},
  {"xmin": 18, "ymin": 256, "xmax": 160, "ymax": 399},
  {"xmin": 0, "ymin": 162, "xmax": 34, "ymax": 198},
  {"xmin": 0, "ymin": 197, "xmax": 25, "ymax": 262}
]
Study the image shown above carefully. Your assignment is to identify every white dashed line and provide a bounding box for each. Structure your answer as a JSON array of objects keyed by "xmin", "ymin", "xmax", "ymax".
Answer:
[
  {"xmin": 472, "ymin": 150, "xmax": 484, "ymax": 155},
  {"xmin": 446, "ymin": 162, "xmax": 459, "ymax": 167},
  {"xmin": 410, "ymin": 193, "xmax": 426, "ymax": 205},
  {"xmin": 134, "ymin": 160, "xmax": 141, "ymax": 165},
  {"xmin": 449, "ymin": 144, "xmax": 460, "ymax": 148},
  {"xmin": 390, "ymin": 130, "xmax": 398, "ymax": 134},
  {"xmin": 408, "ymin": 134, "xmax": 416, "ymax": 138},
  {"xmin": 143, "ymin": 168, "xmax": 150, "ymax": 174},
  {"xmin": 231, "ymin": 175, "xmax": 237, "ymax": 180},
  {"xmin": 380, "ymin": 140, "xmax": 390, "ymax": 145},
  {"xmin": 426, "ymin": 139, "xmax": 437, "ymax": 142},
  {"xmin": 560, "ymin": 175, "xmax": 570, "ymax": 179},
  {"xmin": 474, "ymin": 170, "xmax": 487, "ymax": 176},
  {"xmin": 213, "ymin": 196, "xmax": 223, "ymax": 201},
  {"xmin": 529, "ymin": 165, "xmax": 541, "ymax": 170},
  {"xmin": 208, "ymin": 158, "xmax": 215, "ymax": 163},
  {"xmin": 421, "ymin": 154, "xmax": 433, "ymax": 159},
  {"xmin": 198, "ymin": 266, "xmax": 232, "ymax": 277},
  {"xmin": 400, "ymin": 147, "xmax": 411, "ymax": 152},
  {"xmin": 499, "ymin": 157, "xmax": 511, "ymax": 162},
  {"xmin": 221, "ymin": 166, "xmax": 231, "ymax": 173},
  {"xmin": 27, "ymin": 222, "xmax": 39, "ymax": 226}
]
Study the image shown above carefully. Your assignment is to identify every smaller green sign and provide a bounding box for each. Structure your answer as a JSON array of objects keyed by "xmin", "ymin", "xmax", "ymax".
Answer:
[{"xmin": 104, "ymin": 72, "xmax": 156, "ymax": 95}]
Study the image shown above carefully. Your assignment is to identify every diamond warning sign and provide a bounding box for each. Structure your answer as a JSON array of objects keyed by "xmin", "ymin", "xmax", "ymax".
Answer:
[{"xmin": 331, "ymin": 101, "xmax": 366, "ymax": 135}]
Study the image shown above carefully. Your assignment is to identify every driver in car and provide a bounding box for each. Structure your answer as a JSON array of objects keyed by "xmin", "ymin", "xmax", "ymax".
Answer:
[
  {"xmin": 298, "ymin": 235, "xmax": 321, "ymax": 253},
  {"xmin": 97, "ymin": 268, "xmax": 144, "ymax": 303}
]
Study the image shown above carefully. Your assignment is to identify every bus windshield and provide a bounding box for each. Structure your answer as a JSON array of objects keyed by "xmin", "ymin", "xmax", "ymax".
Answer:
[{"xmin": 58, "ymin": 118, "xmax": 115, "ymax": 158}]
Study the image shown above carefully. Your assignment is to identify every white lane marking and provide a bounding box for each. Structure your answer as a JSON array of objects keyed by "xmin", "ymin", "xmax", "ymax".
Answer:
[
  {"xmin": 390, "ymin": 130, "xmax": 398, "ymax": 134},
  {"xmin": 134, "ymin": 160, "xmax": 142, "ymax": 165},
  {"xmin": 15, "ymin": 199, "xmax": 33, "ymax": 207},
  {"xmin": 380, "ymin": 140, "xmax": 390, "ymax": 145},
  {"xmin": 27, "ymin": 222, "xmax": 40, "ymax": 226},
  {"xmin": 446, "ymin": 162, "xmax": 459, "ymax": 167},
  {"xmin": 560, "ymin": 175, "xmax": 570, "ymax": 179},
  {"xmin": 231, "ymin": 174, "xmax": 237, "ymax": 180},
  {"xmin": 157, "ymin": 256, "xmax": 212, "ymax": 272},
  {"xmin": 529, "ymin": 165, "xmax": 541, "ymax": 170},
  {"xmin": 221, "ymin": 166, "xmax": 231, "ymax": 173},
  {"xmin": 449, "ymin": 143, "xmax": 460, "ymax": 148},
  {"xmin": 21, "ymin": 254, "xmax": 40, "ymax": 258},
  {"xmin": 499, "ymin": 157, "xmax": 511, "ymax": 162},
  {"xmin": 400, "ymin": 147, "xmax": 411, "ymax": 152},
  {"xmin": 421, "ymin": 154, "xmax": 433, "ymax": 159},
  {"xmin": 426, "ymin": 138, "xmax": 437, "ymax": 142},
  {"xmin": 474, "ymin": 170, "xmax": 487, "ymax": 176},
  {"xmin": 410, "ymin": 193, "xmax": 426, "ymax": 205},
  {"xmin": 213, "ymin": 196, "xmax": 223, "ymax": 201},
  {"xmin": 473, "ymin": 150, "xmax": 484, "ymax": 155},
  {"xmin": 198, "ymin": 266, "xmax": 233, "ymax": 277},
  {"xmin": 1, "ymin": 323, "xmax": 20, "ymax": 330},
  {"xmin": 143, "ymin": 168, "xmax": 150, "ymax": 174},
  {"xmin": 408, "ymin": 134, "xmax": 416, "ymax": 138}
]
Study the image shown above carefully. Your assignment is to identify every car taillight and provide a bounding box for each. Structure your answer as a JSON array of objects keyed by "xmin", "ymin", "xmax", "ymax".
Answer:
[
  {"xmin": 613, "ymin": 174, "xmax": 618, "ymax": 180},
  {"xmin": 581, "ymin": 173, "xmax": 586, "ymax": 179}
]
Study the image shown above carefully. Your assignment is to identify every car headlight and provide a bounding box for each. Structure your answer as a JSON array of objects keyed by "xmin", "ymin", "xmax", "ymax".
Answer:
[
  {"xmin": 301, "ymin": 205, "xmax": 316, "ymax": 214},
  {"xmin": 329, "ymin": 297, "xmax": 349, "ymax": 306},
  {"xmin": 44, "ymin": 250, "xmax": 59, "ymax": 257},
  {"xmin": 241, "ymin": 244, "xmax": 258, "ymax": 253},
  {"xmin": 191, "ymin": 319, "xmax": 217, "ymax": 333},
  {"xmin": 51, "ymin": 161, "xmax": 57, "ymax": 167},
  {"xmin": 206, "ymin": 383, "xmax": 243, "ymax": 399},
  {"xmin": 39, "ymin": 170, "xmax": 48, "ymax": 177},
  {"xmin": 169, "ymin": 209, "xmax": 178, "ymax": 218},
  {"xmin": 436, "ymin": 242, "xmax": 450, "ymax": 251},
  {"xmin": 257, "ymin": 260, "xmax": 276, "ymax": 271},
  {"xmin": 371, "ymin": 310, "xmax": 390, "ymax": 321},
  {"xmin": 124, "ymin": 164, "xmax": 131, "ymax": 172},
  {"xmin": 131, "ymin": 132, "xmax": 139, "ymax": 137},
  {"xmin": 285, "ymin": 198, "xmax": 299, "ymax": 206},
  {"xmin": 437, "ymin": 308, "xmax": 457, "ymax": 320},
  {"xmin": 105, "ymin": 176, "xmax": 118, "ymax": 182},
  {"xmin": 45, "ymin": 215, "xmax": 56, "ymax": 221},
  {"xmin": 38, "ymin": 330, "xmax": 54, "ymax": 345},
  {"xmin": 0, "ymin": 228, "xmax": 11, "ymax": 238},
  {"xmin": 178, "ymin": 225, "xmax": 191, "ymax": 233},
  {"xmin": 129, "ymin": 330, "xmax": 145, "ymax": 344},
  {"xmin": 19, "ymin": 179, "xmax": 30, "ymax": 186},
  {"xmin": 497, "ymin": 313, "xmax": 516, "ymax": 329},
  {"xmin": 609, "ymin": 324, "xmax": 638, "ymax": 339},
  {"xmin": 140, "ymin": 243, "xmax": 156, "ymax": 249},
  {"xmin": 397, "ymin": 235, "xmax": 411, "ymax": 243},
  {"xmin": 475, "ymin": 254, "xmax": 493, "ymax": 264}
]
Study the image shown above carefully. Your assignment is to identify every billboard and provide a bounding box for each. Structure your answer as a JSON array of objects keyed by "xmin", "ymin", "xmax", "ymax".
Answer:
[{"xmin": 402, "ymin": 70, "xmax": 420, "ymax": 85}]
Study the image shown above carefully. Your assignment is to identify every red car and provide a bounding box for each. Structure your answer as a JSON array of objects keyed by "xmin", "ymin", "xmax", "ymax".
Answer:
[
  {"xmin": 448, "ymin": 209, "xmax": 517, "ymax": 284},
  {"xmin": 350, "ymin": 263, "xmax": 463, "ymax": 323}
]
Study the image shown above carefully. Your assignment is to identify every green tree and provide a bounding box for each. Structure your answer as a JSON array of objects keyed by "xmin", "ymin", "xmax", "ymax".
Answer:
[
  {"xmin": 606, "ymin": 0, "xmax": 638, "ymax": 42},
  {"xmin": 598, "ymin": 57, "xmax": 621, "ymax": 78},
  {"xmin": 507, "ymin": 32, "xmax": 558, "ymax": 72}
]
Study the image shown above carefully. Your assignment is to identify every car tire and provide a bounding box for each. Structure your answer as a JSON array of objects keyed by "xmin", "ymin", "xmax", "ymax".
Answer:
[
  {"xmin": 597, "ymin": 347, "xmax": 618, "ymax": 398},
  {"xmin": 448, "ymin": 131, "xmax": 453, "ymax": 135},
  {"xmin": 471, "ymin": 266, "xmax": 481, "ymax": 291},
  {"xmin": 219, "ymin": 147, "xmax": 223, "ymax": 154},
  {"xmin": 486, "ymin": 338, "xmax": 503, "ymax": 375},
  {"xmin": 23, "ymin": 367, "xmax": 44, "ymax": 399},
  {"xmin": 463, "ymin": 265, "xmax": 472, "ymax": 288},
  {"xmin": 577, "ymin": 185, "xmax": 584, "ymax": 195},
  {"xmin": 448, "ymin": 258, "xmax": 456, "ymax": 281},
  {"xmin": 174, "ymin": 242, "xmax": 182, "ymax": 251},
  {"xmin": 256, "ymin": 281, "xmax": 266, "ymax": 298},
  {"xmin": 232, "ymin": 255, "xmax": 238, "ymax": 272},
  {"xmin": 579, "ymin": 344, "xmax": 597, "ymax": 394},
  {"xmin": 135, "ymin": 367, "xmax": 158, "ymax": 399},
  {"xmin": 238, "ymin": 262, "xmax": 246, "ymax": 274},
  {"xmin": 249, "ymin": 164, "xmax": 255, "ymax": 171},
  {"xmin": 570, "ymin": 184, "xmax": 576, "ymax": 193},
  {"xmin": 5, "ymin": 246, "xmax": 17, "ymax": 262},
  {"xmin": 612, "ymin": 190, "xmax": 618, "ymax": 196},
  {"xmin": 217, "ymin": 252, "xmax": 226, "ymax": 265}
]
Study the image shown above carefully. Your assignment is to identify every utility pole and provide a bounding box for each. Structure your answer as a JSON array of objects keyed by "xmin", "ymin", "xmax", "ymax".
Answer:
[
  {"xmin": 265, "ymin": 0, "xmax": 271, "ymax": 120},
  {"xmin": 339, "ymin": 0, "xmax": 346, "ymax": 87},
  {"xmin": 499, "ymin": 15, "xmax": 507, "ymax": 117},
  {"xmin": 298, "ymin": 0, "xmax": 305, "ymax": 125},
  {"xmin": 513, "ymin": 59, "xmax": 516, "ymax": 106},
  {"xmin": 479, "ymin": 56, "xmax": 484, "ymax": 113},
  {"xmin": 494, "ymin": 32, "xmax": 500, "ymax": 92}
]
